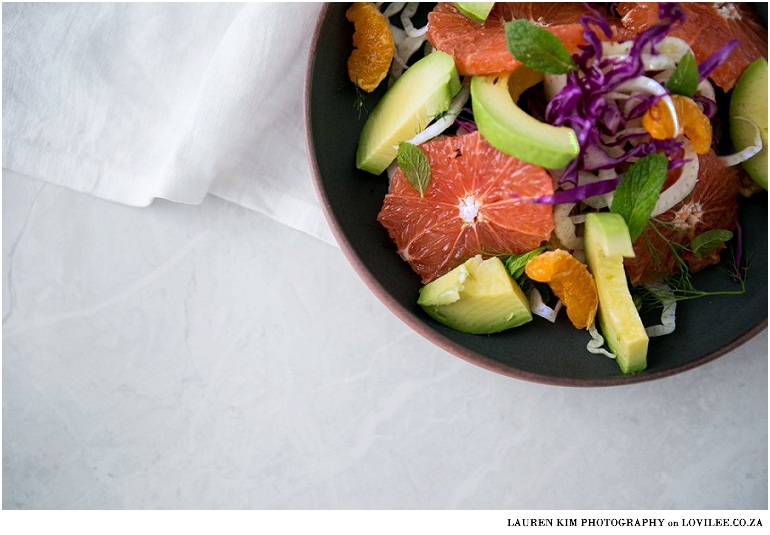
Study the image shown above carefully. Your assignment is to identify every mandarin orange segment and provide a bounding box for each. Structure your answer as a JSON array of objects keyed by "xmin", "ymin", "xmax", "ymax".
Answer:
[
  {"xmin": 643, "ymin": 95, "xmax": 713, "ymax": 154},
  {"xmin": 642, "ymin": 98, "xmax": 677, "ymax": 140},
  {"xmin": 524, "ymin": 249, "xmax": 599, "ymax": 330},
  {"xmin": 346, "ymin": 3, "xmax": 394, "ymax": 92},
  {"xmin": 676, "ymin": 96, "xmax": 713, "ymax": 155}
]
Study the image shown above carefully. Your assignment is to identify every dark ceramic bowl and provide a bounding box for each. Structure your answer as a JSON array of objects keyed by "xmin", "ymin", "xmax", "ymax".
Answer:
[{"xmin": 305, "ymin": 3, "xmax": 768, "ymax": 386}]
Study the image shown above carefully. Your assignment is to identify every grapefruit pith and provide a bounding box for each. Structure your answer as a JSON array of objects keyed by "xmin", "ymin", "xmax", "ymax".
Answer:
[{"xmin": 377, "ymin": 131, "xmax": 555, "ymax": 284}]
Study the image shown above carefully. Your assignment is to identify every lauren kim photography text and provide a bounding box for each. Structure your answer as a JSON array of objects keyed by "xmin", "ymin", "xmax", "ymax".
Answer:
[{"xmin": 506, "ymin": 517, "xmax": 764, "ymax": 528}]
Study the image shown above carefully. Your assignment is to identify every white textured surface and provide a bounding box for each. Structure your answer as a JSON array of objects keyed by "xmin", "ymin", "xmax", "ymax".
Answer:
[{"xmin": 2, "ymin": 170, "xmax": 767, "ymax": 510}]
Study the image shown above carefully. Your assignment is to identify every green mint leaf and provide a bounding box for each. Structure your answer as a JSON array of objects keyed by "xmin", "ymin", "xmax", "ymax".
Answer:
[
  {"xmin": 504, "ymin": 19, "xmax": 576, "ymax": 74},
  {"xmin": 397, "ymin": 142, "xmax": 431, "ymax": 199},
  {"xmin": 691, "ymin": 229, "xmax": 733, "ymax": 257},
  {"xmin": 610, "ymin": 153, "xmax": 669, "ymax": 242},
  {"xmin": 666, "ymin": 50, "xmax": 699, "ymax": 97},
  {"xmin": 505, "ymin": 247, "xmax": 545, "ymax": 280}
]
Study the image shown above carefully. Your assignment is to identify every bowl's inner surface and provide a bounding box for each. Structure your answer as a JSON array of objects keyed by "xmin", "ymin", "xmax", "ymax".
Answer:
[{"xmin": 306, "ymin": 3, "xmax": 768, "ymax": 385}]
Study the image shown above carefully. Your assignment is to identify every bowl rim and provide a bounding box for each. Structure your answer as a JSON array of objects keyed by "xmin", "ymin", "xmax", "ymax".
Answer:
[{"xmin": 303, "ymin": 2, "xmax": 768, "ymax": 387}]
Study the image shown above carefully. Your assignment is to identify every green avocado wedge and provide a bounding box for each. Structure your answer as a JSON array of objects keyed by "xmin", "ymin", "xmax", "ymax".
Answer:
[
  {"xmin": 418, "ymin": 256, "xmax": 532, "ymax": 335},
  {"xmin": 356, "ymin": 51, "xmax": 461, "ymax": 176},
  {"xmin": 471, "ymin": 67, "xmax": 579, "ymax": 169},
  {"xmin": 584, "ymin": 213, "xmax": 648, "ymax": 374},
  {"xmin": 453, "ymin": 2, "xmax": 495, "ymax": 24},
  {"xmin": 729, "ymin": 57, "xmax": 768, "ymax": 190}
]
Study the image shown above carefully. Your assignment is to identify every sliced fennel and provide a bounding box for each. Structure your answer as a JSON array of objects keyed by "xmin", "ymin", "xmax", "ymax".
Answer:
[
  {"xmin": 587, "ymin": 323, "xmax": 616, "ymax": 359},
  {"xmin": 651, "ymin": 141, "xmax": 699, "ymax": 217},
  {"xmin": 386, "ymin": 3, "xmax": 429, "ymax": 82},
  {"xmin": 406, "ymin": 82, "xmax": 470, "ymax": 146},
  {"xmin": 719, "ymin": 117, "xmax": 763, "ymax": 167},
  {"xmin": 552, "ymin": 202, "xmax": 582, "ymax": 251},
  {"xmin": 529, "ymin": 288, "xmax": 563, "ymax": 323},
  {"xmin": 643, "ymin": 281, "xmax": 677, "ymax": 337},
  {"xmin": 400, "ymin": 3, "xmax": 427, "ymax": 38}
]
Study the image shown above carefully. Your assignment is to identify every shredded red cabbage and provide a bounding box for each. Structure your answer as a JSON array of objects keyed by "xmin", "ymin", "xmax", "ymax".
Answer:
[
  {"xmin": 698, "ymin": 39, "xmax": 740, "ymax": 82},
  {"xmin": 693, "ymin": 95, "xmax": 718, "ymax": 119},
  {"xmin": 454, "ymin": 106, "xmax": 477, "ymax": 133},
  {"xmin": 517, "ymin": 177, "xmax": 620, "ymax": 205},
  {"xmin": 582, "ymin": 137, "xmax": 684, "ymax": 172},
  {"xmin": 455, "ymin": 117, "xmax": 477, "ymax": 133},
  {"xmin": 544, "ymin": 2, "xmax": 687, "ymax": 188}
]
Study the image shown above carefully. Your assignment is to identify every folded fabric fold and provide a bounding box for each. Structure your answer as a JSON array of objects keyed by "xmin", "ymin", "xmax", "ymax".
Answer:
[{"xmin": 2, "ymin": 2, "xmax": 336, "ymax": 245}]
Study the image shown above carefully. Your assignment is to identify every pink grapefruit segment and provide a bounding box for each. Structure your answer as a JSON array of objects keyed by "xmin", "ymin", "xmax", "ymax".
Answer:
[
  {"xmin": 624, "ymin": 150, "xmax": 741, "ymax": 285},
  {"xmin": 427, "ymin": 3, "xmax": 630, "ymax": 76},
  {"xmin": 617, "ymin": 2, "xmax": 768, "ymax": 91},
  {"xmin": 377, "ymin": 131, "xmax": 555, "ymax": 284}
]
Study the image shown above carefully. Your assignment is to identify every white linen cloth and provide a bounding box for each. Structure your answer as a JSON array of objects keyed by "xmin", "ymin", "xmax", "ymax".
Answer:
[{"xmin": 2, "ymin": 2, "xmax": 336, "ymax": 245}]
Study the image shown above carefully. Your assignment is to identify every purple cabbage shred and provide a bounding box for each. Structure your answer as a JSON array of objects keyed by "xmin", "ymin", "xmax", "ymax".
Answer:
[
  {"xmin": 517, "ymin": 177, "xmax": 620, "ymax": 205},
  {"xmin": 693, "ymin": 95, "xmax": 718, "ymax": 119},
  {"xmin": 541, "ymin": 2, "xmax": 687, "ymax": 195},
  {"xmin": 455, "ymin": 117, "xmax": 477, "ymax": 133},
  {"xmin": 698, "ymin": 39, "xmax": 739, "ymax": 81}
]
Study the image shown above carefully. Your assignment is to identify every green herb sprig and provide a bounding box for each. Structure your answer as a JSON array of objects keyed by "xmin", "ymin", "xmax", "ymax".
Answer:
[
  {"xmin": 504, "ymin": 247, "xmax": 546, "ymax": 281},
  {"xmin": 691, "ymin": 229, "xmax": 734, "ymax": 257},
  {"xmin": 639, "ymin": 219, "xmax": 747, "ymax": 306},
  {"xmin": 666, "ymin": 50, "xmax": 699, "ymax": 97},
  {"xmin": 610, "ymin": 153, "xmax": 669, "ymax": 242},
  {"xmin": 397, "ymin": 142, "xmax": 431, "ymax": 199},
  {"xmin": 504, "ymin": 19, "xmax": 577, "ymax": 74}
]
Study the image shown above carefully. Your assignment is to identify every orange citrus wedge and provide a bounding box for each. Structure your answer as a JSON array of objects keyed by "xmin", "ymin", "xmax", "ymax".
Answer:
[
  {"xmin": 525, "ymin": 249, "xmax": 599, "ymax": 329},
  {"xmin": 643, "ymin": 94, "xmax": 713, "ymax": 154},
  {"xmin": 346, "ymin": 3, "xmax": 394, "ymax": 92}
]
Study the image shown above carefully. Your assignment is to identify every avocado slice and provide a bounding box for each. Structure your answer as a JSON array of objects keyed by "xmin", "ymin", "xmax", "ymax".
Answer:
[
  {"xmin": 418, "ymin": 255, "xmax": 532, "ymax": 334},
  {"xmin": 730, "ymin": 57, "xmax": 768, "ymax": 189},
  {"xmin": 471, "ymin": 68, "xmax": 579, "ymax": 169},
  {"xmin": 356, "ymin": 51, "xmax": 461, "ymax": 175},
  {"xmin": 418, "ymin": 257, "xmax": 474, "ymax": 306},
  {"xmin": 453, "ymin": 2, "xmax": 495, "ymax": 24},
  {"xmin": 584, "ymin": 213, "xmax": 648, "ymax": 374}
]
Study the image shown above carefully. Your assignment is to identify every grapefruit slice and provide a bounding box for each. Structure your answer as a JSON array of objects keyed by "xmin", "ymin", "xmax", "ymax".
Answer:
[
  {"xmin": 617, "ymin": 2, "xmax": 768, "ymax": 91},
  {"xmin": 426, "ymin": 3, "xmax": 624, "ymax": 76},
  {"xmin": 624, "ymin": 150, "xmax": 741, "ymax": 285},
  {"xmin": 377, "ymin": 131, "xmax": 555, "ymax": 284}
]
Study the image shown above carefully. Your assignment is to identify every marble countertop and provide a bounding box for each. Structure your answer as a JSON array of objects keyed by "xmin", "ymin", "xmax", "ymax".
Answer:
[{"xmin": 3, "ymin": 169, "xmax": 767, "ymax": 510}]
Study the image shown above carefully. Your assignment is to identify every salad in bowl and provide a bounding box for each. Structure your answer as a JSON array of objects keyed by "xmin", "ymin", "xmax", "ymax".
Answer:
[{"xmin": 306, "ymin": 2, "xmax": 767, "ymax": 384}]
